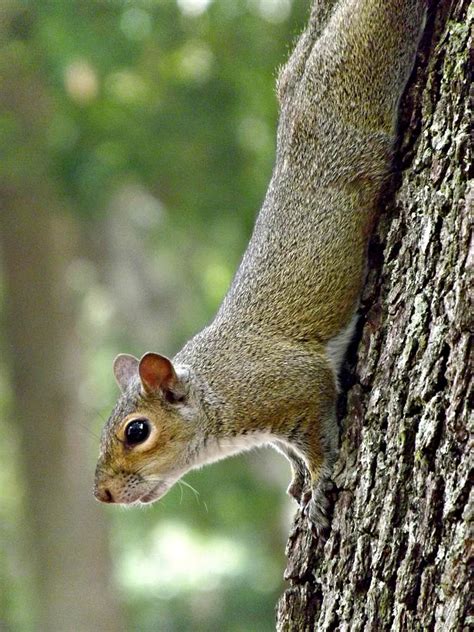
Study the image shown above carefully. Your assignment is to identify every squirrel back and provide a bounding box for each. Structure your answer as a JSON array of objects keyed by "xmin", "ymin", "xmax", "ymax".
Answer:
[{"xmin": 95, "ymin": 0, "xmax": 427, "ymax": 533}]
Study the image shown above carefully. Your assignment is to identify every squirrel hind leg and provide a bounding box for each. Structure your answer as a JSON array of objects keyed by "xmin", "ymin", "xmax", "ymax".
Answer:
[{"xmin": 277, "ymin": 0, "xmax": 338, "ymax": 106}]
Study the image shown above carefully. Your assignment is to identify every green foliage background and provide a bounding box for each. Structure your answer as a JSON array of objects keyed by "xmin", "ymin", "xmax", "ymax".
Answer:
[{"xmin": 0, "ymin": 1, "xmax": 308, "ymax": 630}]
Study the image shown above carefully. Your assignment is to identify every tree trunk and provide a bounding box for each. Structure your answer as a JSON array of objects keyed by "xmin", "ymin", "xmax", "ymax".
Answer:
[{"xmin": 277, "ymin": 1, "xmax": 471, "ymax": 630}]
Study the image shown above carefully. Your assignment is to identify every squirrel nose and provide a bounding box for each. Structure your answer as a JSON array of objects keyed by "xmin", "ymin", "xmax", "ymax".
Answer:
[{"xmin": 94, "ymin": 486, "xmax": 114, "ymax": 503}]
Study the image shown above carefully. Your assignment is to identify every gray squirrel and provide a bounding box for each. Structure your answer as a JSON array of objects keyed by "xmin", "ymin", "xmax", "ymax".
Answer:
[{"xmin": 94, "ymin": 0, "xmax": 427, "ymax": 532}]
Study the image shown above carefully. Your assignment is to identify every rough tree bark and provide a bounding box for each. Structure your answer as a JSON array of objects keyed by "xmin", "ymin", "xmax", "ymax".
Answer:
[{"xmin": 277, "ymin": 1, "xmax": 471, "ymax": 630}]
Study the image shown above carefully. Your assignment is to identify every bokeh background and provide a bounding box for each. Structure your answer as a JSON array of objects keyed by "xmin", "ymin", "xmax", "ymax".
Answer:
[{"xmin": 0, "ymin": 1, "xmax": 309, "ymax": 631}]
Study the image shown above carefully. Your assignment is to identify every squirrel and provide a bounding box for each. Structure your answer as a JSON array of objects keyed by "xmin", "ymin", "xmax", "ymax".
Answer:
[{"xmin": 94, "ymin": 0, "xmax": 427, "ymax": 532}]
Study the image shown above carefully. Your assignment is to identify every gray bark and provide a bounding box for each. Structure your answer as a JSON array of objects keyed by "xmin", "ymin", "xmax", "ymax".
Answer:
[{"xmin": 276, "ymin": 1, "xmax": 472, "ymax": 630}]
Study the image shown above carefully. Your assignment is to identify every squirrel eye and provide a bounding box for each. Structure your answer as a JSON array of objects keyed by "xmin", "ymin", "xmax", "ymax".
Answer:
[{"xmin": 124, "ymin": 419, "xmax": 150, "ymax": 446}]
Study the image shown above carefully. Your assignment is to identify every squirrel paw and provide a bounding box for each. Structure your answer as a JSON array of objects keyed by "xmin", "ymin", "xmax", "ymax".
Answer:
[
  {"xmin": 303, "ymin": 479, "xmax": 333, "ymax": 537},
  {"xmin": 304, "ymin": 495, "xmax": 329, "ymax": 535},
  {"xmin": 286, "ymin": 474, "xmax": 306, "ymax": 502}
]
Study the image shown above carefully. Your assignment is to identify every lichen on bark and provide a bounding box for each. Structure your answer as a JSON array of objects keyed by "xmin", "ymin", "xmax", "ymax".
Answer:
[{"xmin": 276, "ymin": 1, "xmax": 472, "ymax": 630}]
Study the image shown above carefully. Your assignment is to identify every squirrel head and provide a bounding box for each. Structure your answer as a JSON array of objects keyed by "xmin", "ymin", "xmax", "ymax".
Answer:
[{"xmin": 94, "ymin": 352, "xmax": 200, "ymax": 506}]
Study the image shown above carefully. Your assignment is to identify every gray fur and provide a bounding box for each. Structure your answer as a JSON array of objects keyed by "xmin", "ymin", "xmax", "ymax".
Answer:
[{"xmin": 96, "ymin": 0, "xmax": 427, "ymax": 534}]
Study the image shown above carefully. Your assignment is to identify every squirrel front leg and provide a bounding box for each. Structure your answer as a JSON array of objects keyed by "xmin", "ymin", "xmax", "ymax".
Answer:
[
  {"xmin": 285, "ymin": 410, "xmax": 338, "ymax": 533},
  {"xmin": 274, "ymin": 428, "xmax": 336, "ymax": 533},
  {"xmin": 272, "ymin": 440, "xmax": 308, "ymax": 501},
  {"xmin": 273, "ymin": 422, "xmax": 335, "ymax": 532},
  {"xmin": 272, "ymin": 362, "xmax": 339, "ymax": 533}
]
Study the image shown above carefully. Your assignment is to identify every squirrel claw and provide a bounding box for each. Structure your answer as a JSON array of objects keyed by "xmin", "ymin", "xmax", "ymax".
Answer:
[
  {"xmin": 301, "ymin": 479, "xmax": 333, "ymax": 538},
  {"xmin": 304, "ymin": 497, "xmax": 330, "ymax": 539}
]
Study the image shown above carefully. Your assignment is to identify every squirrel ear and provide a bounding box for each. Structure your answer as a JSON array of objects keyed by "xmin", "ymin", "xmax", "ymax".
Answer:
[
  {"xmin": 138, "ymin": 352, "xmax": 182, "ymax": 400},
  {"xmin": 113, "ymin": 354, "xmax": 139, "ymax": 392}
]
